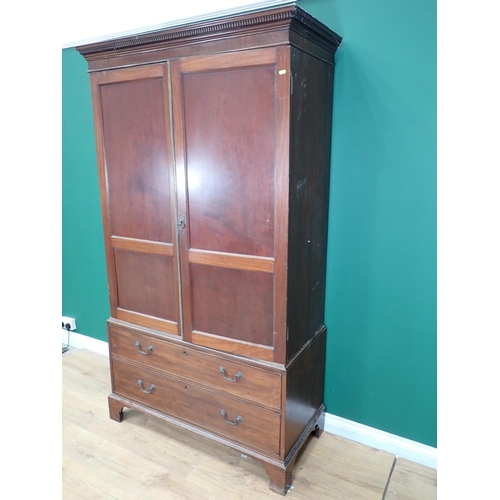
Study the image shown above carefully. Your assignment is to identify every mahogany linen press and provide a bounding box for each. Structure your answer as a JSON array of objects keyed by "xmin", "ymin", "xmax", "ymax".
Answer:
[{"xmin": 77, "ymin": 4, "xmax": 342, "ymax": 494}]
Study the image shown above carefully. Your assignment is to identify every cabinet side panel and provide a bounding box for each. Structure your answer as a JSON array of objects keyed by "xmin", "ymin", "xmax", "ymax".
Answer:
[
  {"xmin": 286, "ymin": 48, "xmax": 334, "ymax": 360},
  {"xmin": 284, "ymin": 327, "xmax": 326, "ymax": 457}
]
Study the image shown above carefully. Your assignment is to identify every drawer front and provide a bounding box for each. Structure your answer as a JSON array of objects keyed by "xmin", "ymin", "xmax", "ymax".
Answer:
[
  {"xmin": 109, "ymin": 325, "xmax": 282, "ymax": 409},
  {"xmin": 112, "ymin": 359, "xmax": 280, "ymax": 456}
]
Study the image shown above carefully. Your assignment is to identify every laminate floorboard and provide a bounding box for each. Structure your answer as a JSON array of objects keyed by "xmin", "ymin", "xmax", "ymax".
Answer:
[
  {"xmin": 62, "ymin": 349, "xmax": 436, "ymax": 499},
  {"xmin": 384, "ymin": 458, "xmax": 437, "ymax": 500}
]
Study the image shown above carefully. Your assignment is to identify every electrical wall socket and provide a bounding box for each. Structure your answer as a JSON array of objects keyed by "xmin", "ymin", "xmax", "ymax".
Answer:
[{"xmin": 62, "ymin": 316, "xmax": 77, "ymax": 331}]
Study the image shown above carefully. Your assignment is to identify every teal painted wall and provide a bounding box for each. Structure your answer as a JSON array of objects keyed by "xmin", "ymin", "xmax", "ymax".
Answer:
[
  {"xmin": 62, "ymin": 49, "xmax": 109, "ymax": 341},
  {"xmin": 62, "ymin": 0, "xmax": 436, "ymax": 447},
  {"xmin": 302, "ymin": 0, "xmax": 436, "ymax": 447}
]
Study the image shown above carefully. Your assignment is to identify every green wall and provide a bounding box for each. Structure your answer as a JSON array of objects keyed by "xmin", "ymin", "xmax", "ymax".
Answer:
[
  {"xmin": 62, "ymin": 49, "xmax": 109, "ymax": 339},
  {"xmin": 62, "ymin": 0, "xmax": 436, "ymax": 447}
]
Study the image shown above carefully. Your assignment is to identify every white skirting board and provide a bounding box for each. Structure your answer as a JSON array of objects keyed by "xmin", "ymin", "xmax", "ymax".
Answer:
[
  {"xmin": 324, "ymin": 413, "xmax": 437, "ymax": 469},
  {"xmin": 62, "ymin": 329, "xmax": 110, "ymax": 357},
  {"xmin": 62, "ymin": 330, "xmax": 437, "ymax": 469}
]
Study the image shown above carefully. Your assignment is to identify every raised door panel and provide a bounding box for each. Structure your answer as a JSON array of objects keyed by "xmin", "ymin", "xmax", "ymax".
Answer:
[
  {"xmin": 189, "ymin": 265, "xmax": 274, "ymax": 346},
  {"xmin": 182, "ymin": 64, "xmax": 275, "ymax": 257},
  {"xmin": 171, "ymin": 48, "xmax": 290, "ymax": 362},
  {"xmin": 100, "ymin": 77, "xmax": 172, "ymax": 243},
  {"xmin": 91, "ymin": 65, "xmax": 180, "ymax": 335}
]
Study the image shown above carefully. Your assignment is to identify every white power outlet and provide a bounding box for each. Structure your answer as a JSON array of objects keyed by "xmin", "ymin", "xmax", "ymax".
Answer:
[{"xmin": 62, "ymin": 316, "xmax": 77, "ymax": 331}]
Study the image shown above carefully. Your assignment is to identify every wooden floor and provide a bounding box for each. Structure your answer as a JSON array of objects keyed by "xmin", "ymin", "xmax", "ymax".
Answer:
[{"xmin": 62, "ymin": 349, "xmax": 437, "ymax": 500}]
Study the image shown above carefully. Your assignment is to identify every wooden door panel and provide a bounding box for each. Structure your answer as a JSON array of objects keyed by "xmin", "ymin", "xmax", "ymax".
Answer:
[
  {"xmin": 114, "ymin": 249, "xmax": 177, "ymax": 321},
  {"xmin": 182, "ymin": 65, "xmax": 275, "ymax": 257},
  {"xmin": 100, "ymin": 77, "xmax": 173, "ymax": 243},
  {"xmin": 190, "ymin": 264, "xmax": 274, "ymax": 346}
]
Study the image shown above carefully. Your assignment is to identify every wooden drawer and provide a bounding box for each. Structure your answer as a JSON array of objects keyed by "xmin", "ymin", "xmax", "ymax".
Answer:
[
  {"xmin": 112, "ymin": 358, "xmax": 280, "ymax": 456},
  {"xmin": 109, "ymin": 325, "xmax": 282, "ymax": 409}
]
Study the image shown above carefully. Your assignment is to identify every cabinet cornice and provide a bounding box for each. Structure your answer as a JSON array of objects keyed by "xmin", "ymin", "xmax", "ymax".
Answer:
[{"xmin": 77, "ymin": 5, "xmax": 342, "ymax": 63}]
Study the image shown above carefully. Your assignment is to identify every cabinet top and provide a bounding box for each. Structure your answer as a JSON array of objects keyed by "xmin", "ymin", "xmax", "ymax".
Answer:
[{"xmin": 76, "ymin": 4, "xmax": 342, "ymax": 68}]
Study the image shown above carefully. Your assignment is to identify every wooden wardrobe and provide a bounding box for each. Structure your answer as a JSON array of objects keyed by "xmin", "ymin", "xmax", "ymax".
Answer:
[{"xmin": 77, "ymin": 4, "xmax": 342, "ymax": 495}]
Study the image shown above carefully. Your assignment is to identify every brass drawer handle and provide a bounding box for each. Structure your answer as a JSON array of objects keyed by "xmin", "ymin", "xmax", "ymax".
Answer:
[
  {"xmin": 220, "ymin": 410, "xmax": 243, "ymax": 426},
  {"xmin": 138, "ymin": 380, "xmax": 156, "ymax": 394},
  {"xmin": 135, "ymin": 341, "xmax": 154, "ymax": 355},
  {"xmin": 220, "ymin": 367, "xmax": 243, "ymax": 382}
]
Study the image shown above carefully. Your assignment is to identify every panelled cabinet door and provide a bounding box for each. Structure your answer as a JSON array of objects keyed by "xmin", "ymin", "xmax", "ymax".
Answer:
[
  {"xmin": 170, "ymin": 47, "xmax": 291, "ymax": 362},
  {"xmin": 90, "ymin": 65, "xmax": 182, "ymax": 335}
]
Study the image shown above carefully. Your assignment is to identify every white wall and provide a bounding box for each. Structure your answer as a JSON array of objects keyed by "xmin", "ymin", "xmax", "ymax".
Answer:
[{"xmin": 62, "ymin": 0, "xmax": 296, "ymax": 47}]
